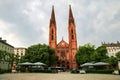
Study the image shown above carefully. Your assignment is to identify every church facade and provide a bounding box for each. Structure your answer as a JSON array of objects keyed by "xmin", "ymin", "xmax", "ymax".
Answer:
[{"xmin": 49, "ymin": 5, "xmax": 77, "ymax": 69}]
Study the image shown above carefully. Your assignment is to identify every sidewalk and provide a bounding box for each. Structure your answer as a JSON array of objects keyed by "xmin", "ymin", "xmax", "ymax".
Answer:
[{"xmin": 0, "ymin": 73, "xmax": 120, "ymax": 80}]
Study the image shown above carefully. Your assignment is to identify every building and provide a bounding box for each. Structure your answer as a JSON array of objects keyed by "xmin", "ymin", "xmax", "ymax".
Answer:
[
  {"xmin": 14, "ymin": 47, "xmax": 27, "ymax": 59},
  {"xmin": 49, "ymin": 5, "xmax": 77, "ymax": 69},
  {"xmin": 0, "ymin": 37, "xmax": 14, "ymax": 53},
  {"xmin": 102, "ymin": 41, "xmax": 120, "ymax": 57},
  {"xmin": 0, "ymin": 37, "xmax": 14, "ymax": 70}
]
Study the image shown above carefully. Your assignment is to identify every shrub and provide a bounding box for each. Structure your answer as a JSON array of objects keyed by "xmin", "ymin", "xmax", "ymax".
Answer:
[
  {"xmin": 0, "ymin": 69, "xmax": 11, "ymax": 74},
  {"xmin": 86, "ymin": 70, "xmax": 114, "ymax": 74},
  {"xmin": 0, "ymin": 69, "xmax": 4, "ymax": 74},
  {"xmin": 29, "ymin": 69, "xmax": 54, "ymax": 73},
  {"xmin": 71, "ymin": 69, "xmax": 79, "ymax": 74}
]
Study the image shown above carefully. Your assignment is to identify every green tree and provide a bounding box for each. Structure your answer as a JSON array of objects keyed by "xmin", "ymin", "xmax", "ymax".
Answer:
[
  {"xmin": 107, "ymin": 56, "xmax": 118, "ymax": 69},
  {"xmin": 75, "ymin": 44, "xmax": 109, "ymax": 65},
  {"xmin": 75, "ymin": 43, "xmax": 95, "ymax": 65},
  {"xmin": 116, "ymin": 51, "xmax": 120, "ymax": 60},
  {"xmin": 21, "ymin": 44, "xmax": 58, "ymax": 66},
  {"xmin": 94, "ymin": 46, "xmax": 108, "ymax": 62},
  {"xmin": 0, "ymin": 50, "xmax": 15, "ymax": 69},
  {"xmin": 14, "ymin": 55, "xmax": 20, "ymax": 65}
]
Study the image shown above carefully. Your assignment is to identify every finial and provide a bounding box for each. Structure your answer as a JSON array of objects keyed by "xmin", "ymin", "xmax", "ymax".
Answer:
[
  {"xmin": 52, "ymin": 5, "xmax": 54, "ymax": 9},
  {"xmin": 62, "ymin": 37, "xmax": 64, "ymax": 40},
  {"xmin": 69, "ymin": 4, "xmax": 71, "ymax": 8}
]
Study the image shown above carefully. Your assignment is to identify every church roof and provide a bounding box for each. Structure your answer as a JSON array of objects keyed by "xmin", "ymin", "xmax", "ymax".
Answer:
[{"xmin": 57, "ymin": 39, "xmax": 69, "ymax": 48}]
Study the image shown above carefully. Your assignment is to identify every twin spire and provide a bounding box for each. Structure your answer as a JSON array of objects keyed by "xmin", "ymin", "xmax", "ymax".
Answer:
[
  {"xmin": 69, "ymin": 5, "xmax": 74, "ymax": 24},
  {"xmin": 50, "ymin": 6, "xmax": 56, "ymax": 26},
  {"xmin": 50, "ymin": 5, "xmax": 74, "ymax": 26}
]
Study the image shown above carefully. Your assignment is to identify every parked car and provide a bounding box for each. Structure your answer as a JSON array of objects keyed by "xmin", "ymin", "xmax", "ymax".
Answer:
[{"xmin": 79, "ymin": 70, "xmax": 86, "ymax": 74}]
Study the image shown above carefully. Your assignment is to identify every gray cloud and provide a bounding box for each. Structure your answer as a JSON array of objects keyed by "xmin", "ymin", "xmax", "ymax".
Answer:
[{"xmin": 0, "ymin": 0, "xmax": 120, "ymax": 47}]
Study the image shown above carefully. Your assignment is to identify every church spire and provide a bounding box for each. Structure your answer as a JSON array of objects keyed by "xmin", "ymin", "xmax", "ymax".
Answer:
[
  {"xmin": 50, "ymin": 5, "xmax": 56, "ymax": 26},
  {"xmin": 69, "ymin": 5, "xmax": 74, "ymax": 24},
  {"xmin": 49, "ymin": 5, "xmax": 57, "ymax": 49}
]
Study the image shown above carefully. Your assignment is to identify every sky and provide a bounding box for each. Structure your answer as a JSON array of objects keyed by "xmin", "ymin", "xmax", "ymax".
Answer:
[{"xmin": 0, "ymin": 0, "xmax": 120, "ymax": 48}]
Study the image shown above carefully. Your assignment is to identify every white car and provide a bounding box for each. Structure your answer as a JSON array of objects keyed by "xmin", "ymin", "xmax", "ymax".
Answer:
[{"xmin": 80, "ymin": 70, "xmax": 86, "ymax": 74}]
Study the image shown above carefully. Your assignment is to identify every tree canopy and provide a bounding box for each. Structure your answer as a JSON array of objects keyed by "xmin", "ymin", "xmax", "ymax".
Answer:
[
  {"xmin": 0, "ymin": 50, "xmax": 14, "ymax": 68},
  {"xmin": 75, "ymin": 43, "xmax": 95, "ymax": 65},
  {"xmin": 21, "ymin": 44, "xmax": 58, "ymax": 66},
  {"xmin": 75, "ymin": 43, "xmax": 108, "ymax": 65},
  {"xmin": 116, "ymin": 51, "xmax": 120, "ymax": 60}
]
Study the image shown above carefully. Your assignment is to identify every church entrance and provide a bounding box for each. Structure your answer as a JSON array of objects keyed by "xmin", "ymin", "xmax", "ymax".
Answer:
[{"xmin": 57, "ymin": 60, "xmax": 69, "ymax": 69}]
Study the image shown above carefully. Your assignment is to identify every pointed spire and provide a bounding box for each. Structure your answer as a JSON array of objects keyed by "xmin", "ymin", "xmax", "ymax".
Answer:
[
  {"xmin": 62, "ymin": 37, "xmax": 64, "ymax": 41},
  {"xmin": 50, "ymin": 5, "xmax": 56, "ymax": 25},
  {"xmin": 69, "ymin": 5, "xmax": 74, "ymax": 24}
]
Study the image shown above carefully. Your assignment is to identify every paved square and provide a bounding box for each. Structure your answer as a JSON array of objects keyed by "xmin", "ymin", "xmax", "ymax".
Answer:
[{"xmin": 0, "ymin": 72, "xmax": 120, "ymax": 80}]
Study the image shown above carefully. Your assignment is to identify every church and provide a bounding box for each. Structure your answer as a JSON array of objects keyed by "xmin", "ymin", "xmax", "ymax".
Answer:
[{"xmin": 49, "ymin": 5, "xmax": 77, "ymax": 69}]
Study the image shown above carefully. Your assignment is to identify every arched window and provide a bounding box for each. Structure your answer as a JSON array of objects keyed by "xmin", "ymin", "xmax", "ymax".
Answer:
[
  {"xmin": 51, "ymin": 35, "xmax": 54, "ymax": 40},
  {"xmin": 72, "ymin": 35, "xmax": 74, "ymax": 39},
  {"xmin": 71, "ymin": 29, "xmax": 73, "ymax": 34},
  {"xmin": 71, "ymin": 29, "xmax": 74, "ymax": 39},
  {"xmin": 51, "ymin": 29, "xmax": 54, "ymax": 40},
  {"xmin": 52, "ymin": 29, "xmax": 54, "ymax": 34}
]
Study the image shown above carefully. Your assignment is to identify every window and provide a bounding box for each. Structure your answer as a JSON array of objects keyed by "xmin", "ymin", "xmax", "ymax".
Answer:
[
  {"xmin": 61, "ymin": 51, "xmax": 65, "ymax": 58},
  {"xmin": 52, "ymin": 29, "xmax": 54, "ymax": 34},
  {"xmin": 72, "ymin": 35, "xmax": 74, "ymax": 39},
  {"xmin": 17, "ymin": 53, "xmax": 19, "ymax": 56},
  {"xmin": 52, "ymin": 35, "xmax": 54, "ymax": 40},
  {"xmin": 71, "ymin": 29, "xmax": 73, "ymax": 34},
  {"xmin": 21, "ymin": 53, "xmax": 23, "ymax": 56}
]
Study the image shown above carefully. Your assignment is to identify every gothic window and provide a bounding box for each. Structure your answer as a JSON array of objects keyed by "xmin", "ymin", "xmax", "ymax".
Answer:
[
  {"xmin": 52, "ymin": 29, "xmax": 54, "ymax": 34},
  {"xmin": 57, "ymin": 50, "xmax": 59, "ymax": 53},
  {"xmin": 72, "ymin": 35, "xmax": 74, "ymax": 39},
  {"xmin": 71, "ymin": 29, "xmax": 74, "ymax": 39},
  {"xmin": 71, "ymin": 29, "xmax": 73, "ymax": 34},
  {"xmin": 51, "ymin": 29, "xmax": 54, "ymax": 40},
  {"xmin": 51, "ymin": 35, "xmax": 54, "ymax": 40},
  {"xmin": 61, "ymin": 51, "xmax": 65, "ymax": 58}
]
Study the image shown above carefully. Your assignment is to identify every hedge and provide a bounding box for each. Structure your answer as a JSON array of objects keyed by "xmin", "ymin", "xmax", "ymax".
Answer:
[
  {"xmin": 86, "ymin": 70, "xmax": 114, "ymax": 74},
  {"xmin": 0, "ymin": 69, "xmax": 11, "ymax": 74},
  {"xmin": 71, "ymin": 69, "xmax": 79, "ymax": 74},
  {"xmin": 19, "ymin": 69, "xmax": 57, "ymax": 73}
]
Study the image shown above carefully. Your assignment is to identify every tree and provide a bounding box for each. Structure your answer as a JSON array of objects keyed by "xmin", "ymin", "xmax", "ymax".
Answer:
[
  {"xmin": 116, "ymin": 51, "xmax": 120, "ymax": 60},
  {"xmin": 0, "ymin": 50, "xmax": 3, "ymax": 62},
  {"xmin": 14, "ymin": 54, "xmax": 20, "ymax": 65},
  {"xmin": 107, "ymin": 56, "xmax": 118, "ymax": 69},
  {"xmin": 75, "ymin": 43, "xmax": 95, "ymax": 65},
  {"xmin": 21, "ymin": 44, "xmax": 58, "ymax": 66},
  {"xmin": 75, "ymin": 44, "xmax": 109, "ymax": 65},
  {"xmin": 93, "ymin": 46, "xmax": 108, "ymax": 62},
  {"xmin": 0, "ymin": 50, "xmax": 15, "ymax": 69}
]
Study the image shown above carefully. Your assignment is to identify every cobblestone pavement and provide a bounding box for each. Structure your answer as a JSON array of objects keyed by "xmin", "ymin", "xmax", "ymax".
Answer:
[{"xmin": 0, "ymin": 72, "xmax": 120, "ymax": 80}]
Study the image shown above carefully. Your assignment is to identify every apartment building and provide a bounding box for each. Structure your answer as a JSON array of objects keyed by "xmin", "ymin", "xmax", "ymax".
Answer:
[
  {"xmin": 102, "ymin": 41, "xmax": 120, "ymax": 57},
  {"xmin": 0, "ymin": 37, "xmax": 14, "ymax": 70},
  {"xmin": 14, "ymin": 47, "xmax": 27, "ymax": 59}
]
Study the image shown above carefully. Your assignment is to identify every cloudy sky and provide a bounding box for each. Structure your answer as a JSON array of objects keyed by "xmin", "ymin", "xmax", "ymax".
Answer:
[{"xmin": 0, "ymin": 0, "xmax": 120, "ymax": 48}]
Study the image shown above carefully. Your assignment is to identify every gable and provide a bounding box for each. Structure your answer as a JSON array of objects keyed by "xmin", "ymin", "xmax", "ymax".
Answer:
[{"xmin": 57, "ymin": 40, "xmax": 69, "ymax": 48}]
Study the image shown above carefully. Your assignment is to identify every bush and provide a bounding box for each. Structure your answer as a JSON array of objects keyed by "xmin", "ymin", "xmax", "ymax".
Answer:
[
  {"xmin": 0, "ymin": 69, "xmax": 11, "ymax": 74},
  {"xmin": 29, "ymin": 69, "xmax": 54, "ymax": 73},
  {"xmin": 0, "ymin": 69, "xmax": 4, "ymax": 74},
  {"xmin": 86, "ymin": 70, "xmax": 114, "ymax": 74},
  {"xmin": 71, "ymin": 69, "xmax": 79, "ymax": 74}
]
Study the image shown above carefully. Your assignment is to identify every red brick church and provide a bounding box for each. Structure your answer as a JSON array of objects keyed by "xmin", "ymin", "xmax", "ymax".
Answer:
[{"xmin": 49, "ymin": 5, "xmax": 77, "ymax": 69}]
